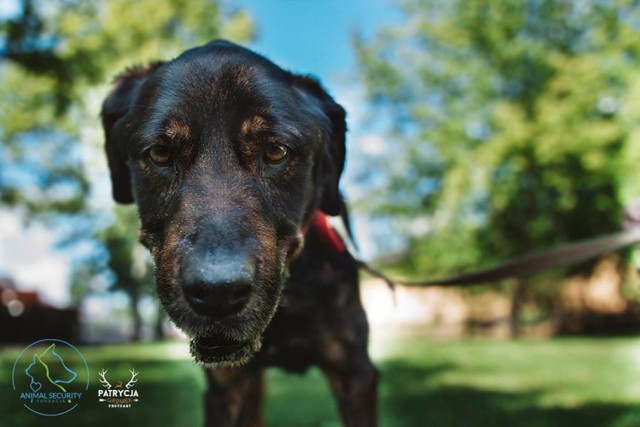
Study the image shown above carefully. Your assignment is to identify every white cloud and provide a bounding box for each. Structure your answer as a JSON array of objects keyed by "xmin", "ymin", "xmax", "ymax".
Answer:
[
  {"xmin": 357, "ymin": 133, "xmax": 386, "ymax": 156},
  {"xmin": 0, "ymin": 0, "xmax": 19, "ymax": 19},
  {"xmin": 0, "ymin": 211, "xmax": 72, "ymax": 307},
  {"xmin": 333, "ymin": 82, "xmax": 367, "ymax": 130}
]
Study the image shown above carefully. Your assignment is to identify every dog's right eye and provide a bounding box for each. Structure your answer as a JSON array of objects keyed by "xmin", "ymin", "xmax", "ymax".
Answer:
[
  {"xmin": 264, "ymin": 143, "xmax": 289, "ymax": 165},
  {"xmin": 148, "ymin": 146, "xmax": 172, "ymax": 166}
]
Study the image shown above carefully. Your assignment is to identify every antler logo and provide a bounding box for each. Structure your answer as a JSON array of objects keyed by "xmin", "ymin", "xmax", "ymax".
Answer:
[
  {"xmin": 125, "ymin": 369, "xmax": 138, "ymax": 389},
  {"xmin": 97, "ymin": 368, "xmax": 140, "ymax": 409},
  {"xmin": 98, "ymin": 369, "xmax": 111, "ymax": 389}
]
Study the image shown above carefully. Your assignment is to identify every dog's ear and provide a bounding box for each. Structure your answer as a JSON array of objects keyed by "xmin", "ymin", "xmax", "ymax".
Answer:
[
  {"xmin": 293, "ymin": 75, "xmax": 346, "ymax": 216},
  {"xmin": 101, "ymin": 62, "xmax": 164, "ymax": 204}
]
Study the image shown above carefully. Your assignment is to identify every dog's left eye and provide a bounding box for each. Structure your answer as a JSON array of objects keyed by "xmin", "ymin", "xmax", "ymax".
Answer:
[
  {"xmin": 264, "ymin": 143, "xmax": 289, "ymax": 165},
  {"xmin": 148, "ymin": 146, "xmax": 172, "ymax": 166}
]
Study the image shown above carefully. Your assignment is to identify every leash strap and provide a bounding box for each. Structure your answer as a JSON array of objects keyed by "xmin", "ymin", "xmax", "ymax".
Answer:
[{"xmin": 344, "ymin": 227, "xmax": 640, "ymax": 288}]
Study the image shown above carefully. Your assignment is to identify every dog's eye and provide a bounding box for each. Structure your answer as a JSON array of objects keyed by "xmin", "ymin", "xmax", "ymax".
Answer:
[
  {"xmin": 264, "ymin": 143, "xmax": 289, "ymax": 164},
  {"xmin": 149, "ymin": 146, "xmax": 172, "ymax": 166}
]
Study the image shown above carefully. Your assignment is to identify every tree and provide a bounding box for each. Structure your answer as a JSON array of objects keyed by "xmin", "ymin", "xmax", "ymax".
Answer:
[
  {"xmin": 103, "ymin": 206, "xmax": 154, "ymax": 341},
  {"xmin": 355, "ymin": 0, "xmax": 640, "ymax": 333}
]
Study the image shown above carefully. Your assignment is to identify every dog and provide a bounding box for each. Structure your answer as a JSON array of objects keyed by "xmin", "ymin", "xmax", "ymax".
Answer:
[{"xmin": 101, "ymin": 40, "xmax": 378, "ymax": 426}]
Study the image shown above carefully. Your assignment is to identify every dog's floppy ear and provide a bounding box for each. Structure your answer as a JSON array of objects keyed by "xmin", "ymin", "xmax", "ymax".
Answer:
[
  {"xmin": 293, "ymin": 75, "xmax": 346, "ymax": 216},
  {"xmin": 101, "ymin": 62, "xmax": 164, "ymax": 204}
]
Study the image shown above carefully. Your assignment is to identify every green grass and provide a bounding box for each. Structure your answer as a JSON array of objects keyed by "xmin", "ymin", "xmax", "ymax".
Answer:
[
  {"xmin": 1, "ymin": 336, "xmax": 640, "ymax": 426},
  {"xmin": 371, "ymin": 335, "xmax": 640, "ymax": 427}
]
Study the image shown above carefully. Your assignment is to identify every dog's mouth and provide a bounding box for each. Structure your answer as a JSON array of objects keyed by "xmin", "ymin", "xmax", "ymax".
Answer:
[{"xmin": 190, "ymin": 334, "xmax": 260, "ymax": 366}]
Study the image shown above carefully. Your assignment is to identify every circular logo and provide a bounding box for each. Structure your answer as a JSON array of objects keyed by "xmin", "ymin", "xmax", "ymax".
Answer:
[{"xmin": 11, "ymin": 339, "xmax": 90, "ymax": 416}]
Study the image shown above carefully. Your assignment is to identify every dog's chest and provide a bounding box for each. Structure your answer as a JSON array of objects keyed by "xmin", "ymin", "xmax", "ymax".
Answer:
[{"xmin": 254, "ymin": 233, "xmax": 362, "ymax": 372}]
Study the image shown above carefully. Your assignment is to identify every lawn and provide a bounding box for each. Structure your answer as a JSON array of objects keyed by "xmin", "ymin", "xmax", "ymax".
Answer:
[{"xmin": 1, "ymin": 334, "xmax": 639, "ymax": 426}]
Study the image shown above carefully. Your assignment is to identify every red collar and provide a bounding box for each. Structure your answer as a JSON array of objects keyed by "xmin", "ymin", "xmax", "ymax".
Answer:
[{"xmin": 304, "ymin": 210, "xmax": 346, "ymax": 253}]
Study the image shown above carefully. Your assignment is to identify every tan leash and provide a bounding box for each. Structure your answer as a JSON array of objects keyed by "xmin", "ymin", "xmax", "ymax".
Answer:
[{"xmin": 342, "ymin": 226, "xmax": 640, "ymax": 289}]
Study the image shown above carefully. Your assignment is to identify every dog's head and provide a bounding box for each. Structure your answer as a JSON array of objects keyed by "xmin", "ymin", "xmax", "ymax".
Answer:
[{"xmin": 101, "ymin": 40, "xmax": 346, "ymax": 366}]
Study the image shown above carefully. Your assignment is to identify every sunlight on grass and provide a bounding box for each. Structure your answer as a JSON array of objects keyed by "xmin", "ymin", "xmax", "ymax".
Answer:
[
  {"xmin": 622, "ymin": 340, "xmax": 640, "ymax": 400},
  {"xmin": 372, "ymin": 335, "xmax": 640, "ymax": 426},
  {"xmin": 80, "ymin": 341, "xmax": 192, "ymax": 362}
]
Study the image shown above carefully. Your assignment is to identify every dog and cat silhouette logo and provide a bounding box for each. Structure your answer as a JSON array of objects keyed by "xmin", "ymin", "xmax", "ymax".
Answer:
[
  {"xmin": 11, "ymin": 339, "xmax": 90, "ymax": 416},
  {"xmin": 12, "ymin": 338, "xmax": 142, "ymax": 416}
]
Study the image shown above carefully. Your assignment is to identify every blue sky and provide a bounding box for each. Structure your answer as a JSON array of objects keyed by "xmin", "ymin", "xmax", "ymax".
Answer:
[{"xmin": 232, "ymin": 0, "xmax": 402, "ymax": 83}]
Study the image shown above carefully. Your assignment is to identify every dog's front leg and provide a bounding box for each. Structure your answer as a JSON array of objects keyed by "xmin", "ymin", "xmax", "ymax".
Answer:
[
  {"xmin": 321, "ymin": 351, "xmax": 379, "ymax": 427},
  {"xmin": 203, "ymin": 366, "xmax": 264, "ymax": 427}
]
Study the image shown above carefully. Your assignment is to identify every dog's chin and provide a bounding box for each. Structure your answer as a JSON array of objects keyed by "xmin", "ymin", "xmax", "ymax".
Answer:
[{"xmin": 189, "ymin": 333, "xmax": 262, "ymax": 368}]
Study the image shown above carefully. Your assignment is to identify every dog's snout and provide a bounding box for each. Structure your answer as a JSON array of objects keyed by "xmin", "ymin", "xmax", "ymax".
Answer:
[{"xmin": 181, "ymin": 256, "xmax": 254, "ymax": 318}]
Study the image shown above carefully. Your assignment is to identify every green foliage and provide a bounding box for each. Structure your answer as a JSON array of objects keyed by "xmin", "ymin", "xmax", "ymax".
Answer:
[
  {"xmin": 356, "ymin": 0, "xmax": 640, "ymax": 276},
  {"xmin": 97, "ymin": 205, "xmax": 153, "ymax": 294},
  {"xmin": 2, "ymin": 0, "xmax": 254, "ymax": 112}
]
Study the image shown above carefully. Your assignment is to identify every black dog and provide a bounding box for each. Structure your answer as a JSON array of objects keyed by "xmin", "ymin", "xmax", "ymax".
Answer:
[{"xmin": 102, "ymin": 40, "xmax": 377, "ymax": 426}]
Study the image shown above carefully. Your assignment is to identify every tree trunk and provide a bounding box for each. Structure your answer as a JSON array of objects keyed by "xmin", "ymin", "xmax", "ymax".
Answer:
[
  {"xmin": 130, "ymin": 290, "xmax": 143, "ymax": 342},
  {"xmin": 510, "ymin": 278, "xmax": 525, "ymax": 338},
  {"xmin": 155, "ymin": 304, "xmax": 166, "ymax": 341}
]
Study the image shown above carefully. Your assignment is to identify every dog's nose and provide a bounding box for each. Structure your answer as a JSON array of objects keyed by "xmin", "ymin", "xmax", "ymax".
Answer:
[{"xmin": 181, "ymin": 257, "xmax": 254, "ymax": 318}]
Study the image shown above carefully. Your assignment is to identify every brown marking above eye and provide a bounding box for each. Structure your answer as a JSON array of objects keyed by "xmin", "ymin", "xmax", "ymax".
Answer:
[
  {"xmin": 164, "ymin": 119, "xmax": 191, "ymax": 141},
  {"xmin": 240, "ymin": 115, "xmax": 268, "ymax": 138}
]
